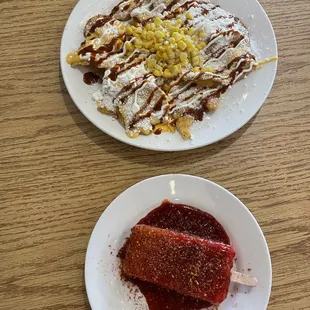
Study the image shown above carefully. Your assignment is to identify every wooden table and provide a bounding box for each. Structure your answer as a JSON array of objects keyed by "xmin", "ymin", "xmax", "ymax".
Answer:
[{"xmin": 1, "ymin": 0, "xmax": 309, "ymax": 309}]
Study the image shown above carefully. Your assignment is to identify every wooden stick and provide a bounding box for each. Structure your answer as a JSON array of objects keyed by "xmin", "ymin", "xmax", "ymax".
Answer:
[{"xmin": 231, "ymin": 271, "xmax": 258, "ymax": 287}]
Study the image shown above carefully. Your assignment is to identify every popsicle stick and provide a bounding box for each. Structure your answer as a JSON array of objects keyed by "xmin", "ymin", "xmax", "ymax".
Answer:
[{"xmin": 231, "ymin": 271, "xmax": 258, "ymax": 287}]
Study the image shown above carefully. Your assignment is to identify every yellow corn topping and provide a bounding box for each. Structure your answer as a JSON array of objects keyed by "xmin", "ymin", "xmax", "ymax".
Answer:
[{"xmin": 126, "ymin": 16, "xmax": 207, "ymax": 79}]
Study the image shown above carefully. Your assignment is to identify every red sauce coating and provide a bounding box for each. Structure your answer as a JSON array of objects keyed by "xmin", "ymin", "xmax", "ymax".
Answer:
[
  {"xmin": 138, "ymin": 200, "xmax": 230, "ymax": 244},
  {"xmin": 153, "ymin": 128, "xmax": 162, "ymax": 135},
  {"xmin": 119, "ymin": 200, "xmax": 231, "ymax": 310},
  {"xmin": 130, "ymin": 279, "xmax": 210, "ymax": 310},
  {"xmin": 89, "ymin": 16, "xmax": 112, "ymax": 33}
]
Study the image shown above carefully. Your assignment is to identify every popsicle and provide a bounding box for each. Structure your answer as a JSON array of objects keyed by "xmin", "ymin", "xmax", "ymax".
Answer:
[{"xmin": 123, "ymin": 224, "xmax": 236, "ymax": 304}]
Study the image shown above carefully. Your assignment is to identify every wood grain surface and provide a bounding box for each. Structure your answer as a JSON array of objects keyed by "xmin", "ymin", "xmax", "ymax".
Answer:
[{"xmin": 0, "ymin": 0, "xmax": 309, "ymax": 309}]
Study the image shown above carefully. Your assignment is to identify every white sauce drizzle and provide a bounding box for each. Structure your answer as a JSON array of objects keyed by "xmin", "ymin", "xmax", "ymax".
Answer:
[{"xmin": 170, "ymin": 88, "xmax": 219, "ymax": 114}]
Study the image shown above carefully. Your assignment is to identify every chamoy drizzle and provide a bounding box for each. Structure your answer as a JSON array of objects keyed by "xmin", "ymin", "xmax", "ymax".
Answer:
[{"xmin": 83, "ymin": 72, "xmax": 103, "ymax": 85}]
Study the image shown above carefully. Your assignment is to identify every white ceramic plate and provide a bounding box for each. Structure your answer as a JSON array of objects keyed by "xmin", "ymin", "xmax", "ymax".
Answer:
[
  {"xmin": 85, "ymin": 174, "xmax": 272, "ymax": 310},
  {"xmin": 61, "ymin": 0, "xmax": 278, "ymax": 151}
]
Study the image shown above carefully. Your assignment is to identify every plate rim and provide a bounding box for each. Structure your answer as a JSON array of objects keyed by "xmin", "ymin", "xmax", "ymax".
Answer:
[
  {"xmin": 84, "ymin": 174, "xmax": 272, "ymax": 309},
  {"xmin": 60, "ymin": 0, "xmax": 278, "ymax": 152}
]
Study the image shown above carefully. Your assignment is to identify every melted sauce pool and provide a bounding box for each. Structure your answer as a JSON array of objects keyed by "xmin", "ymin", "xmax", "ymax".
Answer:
[
  {"xmin": 153, "ymin": 128, "xmax": 162, "ymax": 135},
  {"xmin": 83, "ymin": 72, "xmax": 102, "ymax": 85},
  {"xmin": 119, "ymin": 200, "xmax": 230, "ymax": 310}
]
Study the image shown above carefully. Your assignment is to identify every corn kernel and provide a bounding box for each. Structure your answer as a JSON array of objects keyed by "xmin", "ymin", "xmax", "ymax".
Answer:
[
  {"xmin": 165, "ymin": 45, "xmax": 173, "ymax": 53},
  {"xmin": 170, "ymin": 26, "xmax": 180, "ymax": 33},
  {"xmin": 186, "ymin": 12, "xmax": 193, "ymax": 20},
  {"xmin": 192, "ymin": 67, "xmax": 200, "ymax": 73},
  {"xmin": 150, "ymin": 47, "xmax": 156, "ymax": 53},
  {"xmin": 172, "ymin": 32, "xmax": 182, "ymax": 42},
  {"xmin": 172, "ymin": 64, "xmax": 182, "ymax": 73},
  {"xmin": 186, "ymin": 42, "xmax": 195, "ymax": 51},
  {"xmin": 188, "ymin": 27, "xmax": 195, "ymax": 35},
  {"xmin": 135, "ymin": 27, "xmax": 143, "ymax": 34},
  {"xmin": 134, "ymin": 38, "xmax": 143, "ymax": 48},
  {"xmin": 125, "ymin": 42, "xmax": 134, "ymax": 52},
  {"xmin": 162, "ymin": 53, "xmax": 169, "ymax": 60},
  {"xmin": 155, "ymin": 44, "xmax": 165, "ymax": 52},
  {"xmin": 171, "ymin": 65, "xmax": 178, "ymax": 74},
  {"xmin": 162, "ymin": 20, "xmax": 170, "ymax": 28},
  {"xmin": 144, "ymin": 41, "xmax": 153, "ymax": 49},
  {"xmin": 154, "ymin": 17, "xmax": 162, "ymax": 27},
  {"xmin": 175, "ymin": 50, "xmax": 181, "ymax": 57},
  {"xmin": 162, "ymin": 84, "xmax": 170, "ymax": 92},
  {"xmin": 191, "ymin": 49, "xmax": 200, "ymax": 57},
  {"xmin": 181, "ymin": 60, "xmax": 189, "ymax": 67},
  {"xmin": 167, "ymin": 51, "xmax": 175, "ymax": 59},
  {"xmin": 141, "ymin": 30, "xmax": 148, "ymax": 39},
  {"xmin": 198, "ymin": 41, "xmax": 207, "ymax": 50},
  {"xmin": 178, "ymin": 40, "xmax": 187, "ymax": 51},
  {"xmin": 147, "ymin": 58, "xmax": 157, "ymax": 69},
  {"xmin": 192, "ymin": 55, "xmax": 200, "ymax": 66},
  {"xmin": 168, "ymin": 59, "xmax": 175, "ymax": 65},
  {"xmin": 163, "ymin": 69, "xmax": 173, "ymax": 79},
  {"xmin": 153, "ymin": 69, "xmax": 162, "ymax": 77},
  {"xmin": 147, "ymin": 32, "xmax": 155, "ymax": 41},
  {"xmin": 169, "ymin": 37, "xmax": 176, "ymax": 44},
  {"xmin": 126, "ymin": 27, "xmax": 134, "ymax": 35},
  {"xmin": 180, "ymin": 52, "xmax": 188, "ymax": 62},
  {"xmin": 176, "ymin": 19, "xmax": 183, "ymax": 26}
]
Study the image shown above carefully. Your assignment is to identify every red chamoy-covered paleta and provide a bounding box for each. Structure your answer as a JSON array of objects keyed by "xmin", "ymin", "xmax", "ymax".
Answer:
[
  {"xmin": 119, "ymin": 200, "xmax": 257, "ymax": 309},
  {"xmin": 124, "ymin": 224, "xmax": 236, "ymax": 304}
]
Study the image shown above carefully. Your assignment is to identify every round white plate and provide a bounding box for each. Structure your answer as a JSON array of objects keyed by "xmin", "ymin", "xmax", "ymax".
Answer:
[
  {"xmin": 61, "ymin": 0, "xmax": 278, "ymax": 151},
  {"xmin": 85, "ymin": 174, "xmax": 272, "ymax": 310}
]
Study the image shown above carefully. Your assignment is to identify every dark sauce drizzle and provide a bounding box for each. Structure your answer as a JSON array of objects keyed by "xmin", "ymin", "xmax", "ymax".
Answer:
[
  {"xmin": 83, "ymin": 72, "xmax": 102, "ymax": 85},
  {"xmin": 153, "ymin": 128, "xmax": 162, "ymax": 135}
]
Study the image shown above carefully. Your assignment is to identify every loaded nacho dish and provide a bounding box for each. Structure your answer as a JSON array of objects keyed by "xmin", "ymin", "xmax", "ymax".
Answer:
[{"xmin": 67, "ymin": 0, "xmax": 277, "ymax": 139}]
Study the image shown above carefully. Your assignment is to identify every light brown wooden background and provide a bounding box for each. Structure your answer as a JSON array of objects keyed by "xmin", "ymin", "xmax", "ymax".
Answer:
[{"xmin": 1, "ymin": 0, "xmax": 309, "ymax": 309}]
